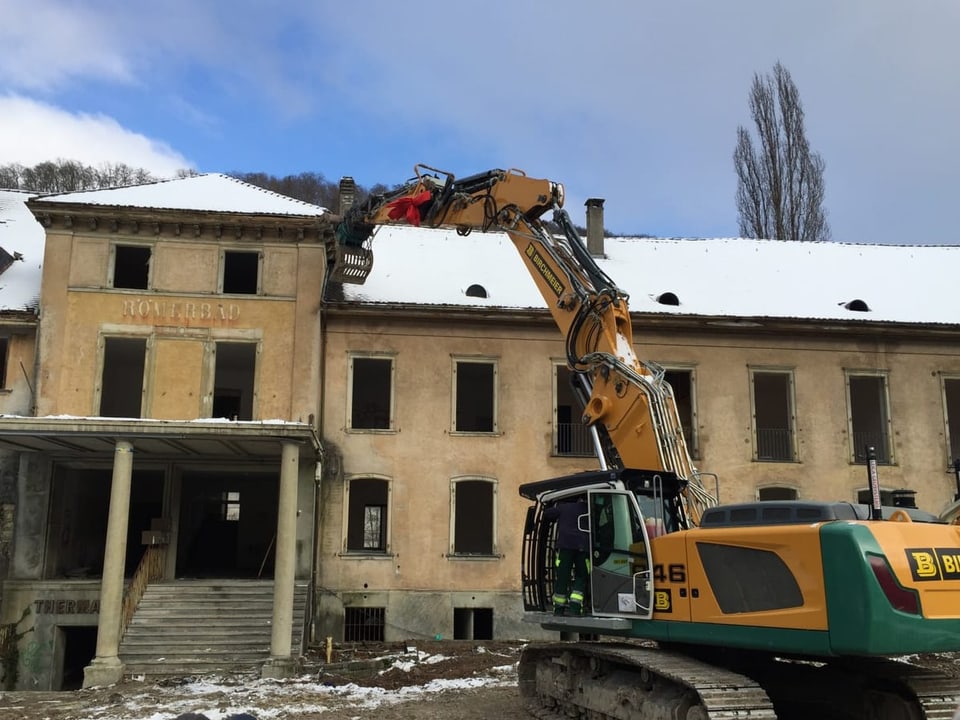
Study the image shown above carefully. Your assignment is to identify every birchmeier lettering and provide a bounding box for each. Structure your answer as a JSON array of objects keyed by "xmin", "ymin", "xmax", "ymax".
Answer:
[
  {"xmin": 122, "ymin": 299, "xmax": 241, "ymax": 321},
  {"xmin": 34, "ymin": 598, "xmax": 100, "ymax": 614},
  {"xmin": 525, "ymin": 243, "xmax": 564, "ymax": 297},
  {"xmin": 906, "ymin": 547, "xmax": 960, "ymax": 581}
]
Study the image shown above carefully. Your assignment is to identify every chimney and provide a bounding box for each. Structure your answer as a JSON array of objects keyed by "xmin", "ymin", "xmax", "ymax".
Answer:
[
  {"xmin": 585, "ymin": 198, "xmax": 605, "ymax": 257},
  {"xmin": 339, "ymin": 176, "xmax": 357, "ymax": 215}
]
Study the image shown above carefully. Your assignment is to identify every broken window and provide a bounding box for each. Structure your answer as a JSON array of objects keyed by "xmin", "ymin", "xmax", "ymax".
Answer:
[
  {"xmin": 212, "ymin": 342, "xmax": 257, "ymax": 420},
  {"xmin": 846, "ymin": 372, "xmax": 892, "ymax": 464},
  {"xmin": 663, "ymin": 367, "xmax": 698, "ymax": 459},
  {"xmin": 942, "ymin": 376, "xmax": 960, "ymax": 465},
  {"xmin": 451, "ymin": 478, "xmax": 496, "ymax": 556},
  {"xmin": 99, "ymin": 336, "xmax": 146, "ymax": 417},
  {"xmin": 757, "ymin": 486, "xmax": 798, "ymax": 501},
  {"xmin": 453, "ymin": 359, "xmax": 497, "ymax": 433},
  {"xmin": 222, "ymin": 250, "xmax": 260, "ymax": 294},
  {"xmin": 750, "ymin": 369, "xmax": 796, "ymax": 462},
  {"xmin": 349, "ymin": 356, "xmax": 393, "ymax": 430},
  {"xmin": 554, "ymin": 364, "xmax": 590, "ymax": 456},
  {"xmin": 112, "ymin": 245, "xmax": 151, "ymax": 290},
  {"xmin": 346, "ymin": 477, "xmax": 389, "ymax": 553}
]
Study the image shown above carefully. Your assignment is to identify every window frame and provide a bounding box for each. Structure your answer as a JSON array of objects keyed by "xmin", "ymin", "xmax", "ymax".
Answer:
[
  {"xmin": 342, "ymin": 475, "xmax": 392, "ymax": 556},
  {"xmin": 844, "ymin": 369, "xmax": 894, "ymax": 465},
  {"xmin": 756, "ymin": 485, "xmax": 799, "ymax": 501},
  {"xmin": 448, "ymin": 476, "xmax": 499, "ymax": 559},
  {"xmin": 219, "ymin": 248, "xmax": 262, "ymax": 295},
  {"xmin": 552, "ymin": 361, "xmax": 592, "ymax": 457},
  {"xmin": 450, "ymin": 356, "xmax": 499, "ymax": 435},
  {"xmin": 96, "ymin": 333, "xmax": 150, "ymax": 418},
  {"xmin": 110, "ymin": 243, "xmax": 152, "ymax": 290},
  {"xmin": 748, "ymin": 366, "xmax": 798, "ymax": 463},
  {"xmin": 940, "ymin": 373, "xmax": 960, "ymax": 466},
  {"xmin": 660, "ymin": 363, "xmax": 700, "ymax": 461},
  {"xmin": 346, "ymin": 353, "xmax": 396, "ymax": 433}
]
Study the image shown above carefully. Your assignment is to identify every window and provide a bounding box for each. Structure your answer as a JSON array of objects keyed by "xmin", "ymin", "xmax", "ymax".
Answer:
[
  {"xmin": 222, "ymin": 491, "xmax": 240, "ymax": 521},
  {"xmin": 663, "ymin": 367, "xmax": 698, "ymax": 459},
  {"xmin": 941, "ymin": 376, "xmax": 960, "ymax": 465},
  {"xmin": 112, "ymin": 245, "xmax": 151, "ymax": 289},
  {"xmin": 99, "ymin": 337, "xmax": 146, "ymax": 417},
  {"xmin": 857, "ymin": 488, "xmax": 894, "ymax": 506},
  {"xmin": 846, "ymin": 372, "xmax": 893, "ymax": 464},
  {"xmin": 222, "ymin": 250, "xmax": 260, "ymax": 294},
  {"xmin": 344, "ymin": 607, "xmax": 385, "ymax": 642},
  {"xmin": 453, "ymin": 358, "xmax": 497, "ymax": 433},
  {"xmin": 451, "ymin": 478, "xmax": 496, "ymax": 556},
  {"xmin": 554, "ymin": 364, "xmax": 591, "ymax": 456},
  {"xmin": 750, "ymin": 369, "xmax": 797, "ymax": 462},
  {"xmin": 348, "ymin": 356, "xmax": 394, "ymax": 430},
  {"xmin": 757, "ymin": 486, "xmax": 798, "ymax": 501},
  {"xmin": 0, "ymin": 337, "xmax": 8, "ymax": 389},
  {"xmin": 346, "ymin": 477, "xmax": 389, "ymax": 553},
  {"xmin": 212, "ymin": 342, "xmax": 257, "ymax": 420}
]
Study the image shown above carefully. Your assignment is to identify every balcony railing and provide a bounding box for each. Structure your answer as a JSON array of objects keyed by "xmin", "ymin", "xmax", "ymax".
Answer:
[
  {"xmin": 556, "ymin": 422, "xmax": 594, "ymax": 457},
  {"xmin": 756, "ymin": 428, "xmax": 794, "ymax": 462},
  {"xmin": 853, "ymin": 431, "xmax": 891, "ymax": 464}
]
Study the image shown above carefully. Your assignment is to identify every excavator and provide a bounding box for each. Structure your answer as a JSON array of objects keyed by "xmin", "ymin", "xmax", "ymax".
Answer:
[{"xmin": 326, "ymin": 165, "xmax": 960, "ymax": 719}]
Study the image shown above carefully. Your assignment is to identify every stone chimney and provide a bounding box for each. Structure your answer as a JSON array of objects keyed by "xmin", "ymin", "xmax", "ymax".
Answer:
[
  {"xmin": 339, "ymin": 176, "xmax": 357, "ymax": 215},
  {"xmin": 585, "ymin": 198, "xmax": 605, "ymax": 257}
]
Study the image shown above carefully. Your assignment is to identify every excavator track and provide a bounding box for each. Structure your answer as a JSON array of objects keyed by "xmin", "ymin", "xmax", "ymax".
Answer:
[
  {"xmin": 518, "ymin": 641, "xmax": 959, "ymax": 719},
  {"xmin": 518, "ymin": 641, "xmax": 777, "ymax": 719}
]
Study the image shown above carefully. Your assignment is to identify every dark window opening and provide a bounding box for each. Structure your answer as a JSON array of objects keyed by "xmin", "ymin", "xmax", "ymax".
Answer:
[
  {"xmin": 844, "ymin": 299, "xmax": 870, "ymax": 312},
  {"xmin": 113, "ymin": 245, "xmax": 151, "ymax": 289},
  {"xmin": 100, "ymin": 337, "xmax": 146, "ymax": 417},
  {"xmin": 223, "ymin": 250, "xmax": 259, "ymax": 294},
  {"xmin": 350, "ymin": 357, "xmax": 392, "ymax": 430},
  {"xmin": 758, "ymin": 486, "xmax": 798, "ymax": 501},
  {"xmin": 556, "ymin": 366, "xmax": 591, "ymax": 456},
  {"xmin": 857, "ymin": 488, "xmax": 895, "ymax": 506},
  {"xmin": 454, "ymin": 480, "xmax": 494, "ymax": 555},
  {"xmin": 465, "ymin": 284, "xmax": 488, "ymax": 298},
  {"xmin": 656, "ymin": 292, "xmax": 680, "ymax": 306},
  {"xmin": 347, "ymin": 478, "xmax": 388, "ymax": 552},
  {"xmin": 213, "ymin": 342, "xmax": 256, "ymax": 420},
  {"xmin": 664, "ymin": 369, "xmax": 697, "ymax": 458},
  {"xmin": 59, "ymin": 626, "xmax": 98, "ymax": 690},
  {"xmin": 344, "ymin": 607, "xmax": 385, "ymax": 642},
  {"xmin": 455, "ymin": 361, "xmax": 495, "ymax": 432},
  {"xmin": 0, "ymin": 337, "xmax": 8, "ymax": 389},
  {"xmin": 454, "ymin": 608, "xmax": 493, "ymax": 640},
  {"xmin": 944, "ymin": 378, "xmax": 960, "ymax": 464},
  {"xmin": 849, "ymin": 375, "xmax": 891, "ymax": 463},
  {"xmin": 753, "ymin": 372, "xmax": 795, "ymax": 462}
]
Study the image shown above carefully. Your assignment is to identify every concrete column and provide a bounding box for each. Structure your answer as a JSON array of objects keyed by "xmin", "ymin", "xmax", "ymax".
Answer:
[
  {"xmin": 262, "ymin": 441, "xmax": 300, "ymax": 679},
  {"xmin": 83, "ymin": 440, "xmax": 133, "ymax": 688}
]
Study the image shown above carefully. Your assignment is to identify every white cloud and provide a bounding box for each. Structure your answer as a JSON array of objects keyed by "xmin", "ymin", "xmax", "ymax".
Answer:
[{"xmin": 0, "ymin": 96, "xmax": 191, "ymax": 177}]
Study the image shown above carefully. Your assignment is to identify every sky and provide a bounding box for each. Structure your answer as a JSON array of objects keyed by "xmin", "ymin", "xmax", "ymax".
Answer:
[{"xmin": 1, "ymin": 1, "xmax": 959, "ymax": 245}]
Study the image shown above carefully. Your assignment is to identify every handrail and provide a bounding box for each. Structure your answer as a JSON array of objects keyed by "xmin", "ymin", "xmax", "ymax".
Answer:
[{"xmin": 120, "ymin": 544, "xmax": 167, "ymax": 641}]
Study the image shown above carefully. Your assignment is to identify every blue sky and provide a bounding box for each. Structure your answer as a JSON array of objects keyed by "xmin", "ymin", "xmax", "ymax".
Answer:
[{"xmin": 2, "ymin": 1, "xmax": 959, "ymax": 244}]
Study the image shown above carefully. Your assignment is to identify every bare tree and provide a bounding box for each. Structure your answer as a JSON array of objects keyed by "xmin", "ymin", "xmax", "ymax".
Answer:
[{"xmin": 734, "ymin": 62, "xmax": 830, "ymax": 242}]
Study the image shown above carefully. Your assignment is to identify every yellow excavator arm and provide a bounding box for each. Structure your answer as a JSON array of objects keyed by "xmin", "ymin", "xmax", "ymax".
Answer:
[{"xmin": 328, "ymin": 165, "xmax": 715, "ymax": 525}]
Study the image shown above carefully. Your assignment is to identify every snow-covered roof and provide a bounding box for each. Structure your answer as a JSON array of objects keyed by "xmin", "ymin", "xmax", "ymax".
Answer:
[
  {"xmin": 0, "ymin": 190, "xmax": 43, "ymax": 312},
  {"xmin": 341, "ymin": 226, "xmax": 960, "ymax": 326},
  {"xmin": 34, "ymin": 173, "xmax": 329, "ymax": 216}
]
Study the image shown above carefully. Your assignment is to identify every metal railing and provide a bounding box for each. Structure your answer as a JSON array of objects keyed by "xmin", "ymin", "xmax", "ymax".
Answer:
[
  {"xmin": 756, "ymin": 428, "xmax": 794, "ymax": 462},
  {"xmin": 556, "ymin": 422, "xmax": 594, "ymax": 457}
]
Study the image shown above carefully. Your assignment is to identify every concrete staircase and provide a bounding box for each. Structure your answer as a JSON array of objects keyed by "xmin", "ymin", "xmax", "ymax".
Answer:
[{"xmin": 120, "ymin": 580, "xmax": 309, "ymax": 677}]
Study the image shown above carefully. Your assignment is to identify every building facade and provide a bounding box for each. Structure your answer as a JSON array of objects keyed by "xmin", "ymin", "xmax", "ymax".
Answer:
[{"xmin": 2, "ymin": 178, "xmax": 960, "ymax": 689}]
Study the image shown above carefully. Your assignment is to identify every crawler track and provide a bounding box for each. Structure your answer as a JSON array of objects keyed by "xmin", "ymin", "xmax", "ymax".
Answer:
[{"xmin": 518, "ymin": 641, "xmax": 959, "ymax": 719}]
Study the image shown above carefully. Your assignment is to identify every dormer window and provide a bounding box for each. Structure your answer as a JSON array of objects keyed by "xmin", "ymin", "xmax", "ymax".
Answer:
[
  {"xmin": 465, "ymin": 284, "xmax": 488, "ymax": 299},
  {"xmin": 844, "ymin": 299, "xmax": 870, "ymax": 312},
  {"xmin": 656, "ymin": 292, "xmax": 680, "ymax": 306}
]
